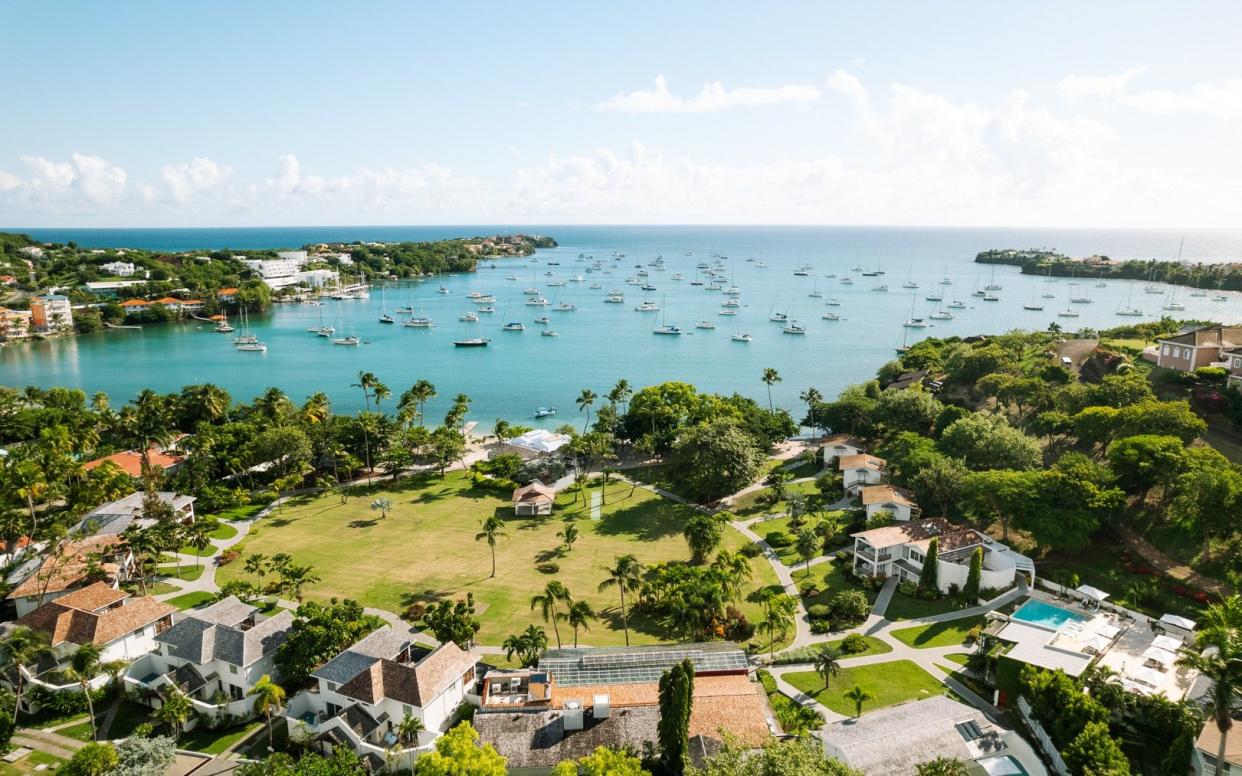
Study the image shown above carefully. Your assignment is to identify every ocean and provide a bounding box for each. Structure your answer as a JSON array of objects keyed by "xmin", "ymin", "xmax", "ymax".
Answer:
[{"xmin": 3, "ymin": 225, "xmax": 1242, "ymax": 423}]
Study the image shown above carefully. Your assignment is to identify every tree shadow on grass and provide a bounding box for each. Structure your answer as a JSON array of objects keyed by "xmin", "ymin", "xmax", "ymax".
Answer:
[
  {"xmin": 347, "ymin": 519, "xmax": 378, "ymax": 529},
  {"xmin": 591, "ymin": 498, "xmax": 689, "ymax": 543}
]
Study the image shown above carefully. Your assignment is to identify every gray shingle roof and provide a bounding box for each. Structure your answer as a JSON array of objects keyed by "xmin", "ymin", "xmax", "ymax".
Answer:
[
  {"xmin": 312, "ymin": 626, "xmax": 409, "ymax": 685},
  {"xmin": 155, "ymin": 598, "xmax": 293, "ymax": 667},
  {"xmin": 77, "ymin": 491, "xmax": 196, "ymax": 536}
]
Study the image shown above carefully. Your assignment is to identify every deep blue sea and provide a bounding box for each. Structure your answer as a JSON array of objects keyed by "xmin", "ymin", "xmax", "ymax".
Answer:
[{"xmin": 4, "ymin": 225, "xmax": 1242, "ymax": 424}]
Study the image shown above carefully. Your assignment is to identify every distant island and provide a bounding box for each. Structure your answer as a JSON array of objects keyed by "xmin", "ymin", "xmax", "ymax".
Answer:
[
  {"xmin": 975, "ymin": 248, "xmax": 1242, "ymax": 292},
  {"xmin": 0, "ymin": 231, "xmax": 556, "ymax": 336}
]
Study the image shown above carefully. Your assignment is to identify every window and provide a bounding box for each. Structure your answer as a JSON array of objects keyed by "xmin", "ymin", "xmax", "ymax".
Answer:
[
  {"xmin": 327, "ymin": 681, "xmax": 338, "ymax": 692},
  {"xmin": 229, "ymin": 665, "xmax": 238, "ymax": 675},
  {"xmin": 908, "ymin": 549, "xmax": 924, "ymax": 564},
  {"xmin": 1162, "ymin": 344, "xmax": 1170, "ymax": 355},
  {"xmin": 403, "ymin": 704, "xmax": 413, "ymax": 715}
]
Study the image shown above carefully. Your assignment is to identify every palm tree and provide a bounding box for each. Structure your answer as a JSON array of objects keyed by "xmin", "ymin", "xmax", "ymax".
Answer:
[
  {"xmin": 281, "ymin": 564, "xmax": 321, "ymax": 602},
  {"xmin": 565, "ymin": 600, "xmax": 595, "ymax": 648},
  {"xmin": 599, "ymin": 555, "xmax": 643, "ymax": 646},
  {"xmin": 396, "ymin": 712, "xmax": 425, "ymax": 747},
  {"xmin": 761, "ymin": 368, "xmax": 781, "ymax": 411},
  {"xmin": 244, "ymin": 552, "xmax": 268, "ymax": 586},
  {"xmin": 353, "ymin": 371, "xmax": 378, "ymax": 412},
  {"xmin": 300, "ymin": 392, "xmax": 331, "ymax": 425},
  {"xmin": 916, "ymin": 757, "xmax": 970, "ymax": 776},
  {"xmin": 68, "ymin": 643, "xmax": 103, "ymax": 739},
  {"xmin": 493, "ymin": 419, "xmax": 512, "ymax": 442},
  {"xmin": 0, "ymin": 627, "xmax": 52, "ymax": 725},
  {"xmin": 843, "ymin": 684, "xmax": 874, "ymax": 717},
  {"xmin": 475, "ymin": 515, "xmax": 508, "ymax": 578},
  {"xmin": 557, "ymin": 523, "xmax": 580, "ymax": 554},
  {"xmin": 183, "ymin": 520, "xmax": 212, "ymax": 567},
  {"xmin": 370, "ymin": 498, "xmax": 392, "ymax": 519},
  {"xmin": 530, "ymin": 581, "xmax": 572, "ymax": 650},
  {"xmin": 607, "ymin": 379, "xmax": 632, "ymax": 414},
  {"xmin": 576, "ymin": 389, "xmax": 597, "ymax": 433},
  {"xmin": 813, "ymin": 646, "xmax": 843, "ymax": 690},
  {"xmin": 154, "ymin": 686, "xmax": 193, "ymax": 739},
  {"xmin": 503, "ymin": 625, "xmax": 549, "ymax": 667},
  {"xmin": 800, "ymin": 387, "xmax": 823, "ymax": 437},
  {"xmin": 249, "ymin": 674, "xmax": 285, "ymax": 750},
  {"xmin": 372, "ymin": 381, "xmax": 391, "ymax": 410},
  {"xmin": 400, "ymin": 380, "xmax": 437, "ymax": 427},
  {"xmin": 796, "ymin": 527, "xmax": 820, "ymax": 576},
  {"xmin": 1177, "ymin": 597, "xmax": 1242, "ymax": 771}
]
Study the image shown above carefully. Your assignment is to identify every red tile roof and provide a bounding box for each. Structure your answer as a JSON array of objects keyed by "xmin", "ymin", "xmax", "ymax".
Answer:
[{"xmin": 84, "ymin": 447, "xmax": 185, "ymax": 478}]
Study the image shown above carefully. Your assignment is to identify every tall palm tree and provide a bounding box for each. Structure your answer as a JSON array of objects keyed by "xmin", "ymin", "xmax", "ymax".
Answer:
[
  {"xmin": 475, "ymin": 515, "xmax": 508, "ymax": 578},
  {"xmin": 282, "ymin": 565, "xmax": 321, "ymax": 602},
  {"xmin": 244, "ymin": 553, "xmax": 268, "ymax": 587},
  {"xmin": 399, "ymin": 380, "xmax": 437, "ymax": 427},
  {"xmin": 843, "ymin": 684, "xmax": 874, "ymax": 717},
  {"xmin": 598, "ymin": 555, "xmax": 643, "ymax": 646},
  {"xmin": 800, "ymin": 387, "xmax": 823, "ymax": 437},
  {"xmin": 761, "ymin": 368, "xmax": 781, "ymax": 411},
  {"xmin": 300, "ymin": 392, "xmax": 331, "ymax": 425},
  {"xmin": 607, "ymin": 379, "xmax": 632, "ymax": 414},
  {"xmin": 68, "ymin": 643, "xmax": 103, "ymax": 739},
  {"xmin": 530, "ymin": 581, "xmax": 572, "ymax": 650},
  {"xmin": 372, "ymin": 381, "xmax": 391, "ymax": 410},
  {"xmin": 492, "ymin": 419, "xmax": 512, "ymax": 442},
  {"xmin": 154, "ymin": 686, "xmax": 193, "ymax": 739},
  {"xmin": 503, "ymin": 625, "xmax": 548, "ymax": 667},
  {"xmin": 0, "ymin": 627, "xmax": 52, "ymax": 725},
  {"xmin": 813, "ymin": 646, "xmax": 843, "ymax": 690},
  {"xmin": 183, "ymin": 520, "xmax": 212, "ymax": 568},
  {"xmin": 565, "ymin": 600, "xmax": 595, "ymax": 648},
  {"xmin": 249, "ymin": 674, "xmax": 285, "ymax": 750},
  {"xmin": 353, "ymin": 371, "xmax": 378, "ymax": 411},
  {"xmin": 576, "ymin": 389, "xmax": 597, "ymax": 433},
  {"xmin": 1177, "ymin": 597, "xmax": 1242, "ymax": 771},
  {"xmin": 396, "ymin": 712, "xmax": 425, "ymax": 747}
]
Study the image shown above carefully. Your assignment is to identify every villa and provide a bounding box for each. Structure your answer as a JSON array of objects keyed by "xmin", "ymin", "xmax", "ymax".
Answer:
[
  {"xmin": 1193, "ymin": 722, "xmax": 1242, "ymax": 776},
  {"xmin": 76, "ymin": 490, "xmax": 196, "ymax": 537},
  {"xmin": 0, "ymin": 307, "xmax": 32, "ymax": 340},
  {"xmin": 860, "ymin": 484, "xmax": 919, "ymax": 522},
  {"xmin": 850, "ymin": 518, "xmax": 1033, "ymax": 594},
  {"xmin": 124, "ymin": 596, "xmax": 294, "ymax": 725},
  {"xmin": 473, "ymin": 642, "xmax": 775, "ymax": 773},
  {"xmin": 1152, "ymin": 325, "xmax": 1242, "ymax": 372},
  {"xmin": 84, "ymin": 443, "xmax": 187, "ymax": 480},
  {"xmin": 7, "ymin": 583, "xmax": 175, "ymax": 711},
  {"xmin": 501, "ymin": 428, "xmax": 572, "ymax": 460},
  {"xmin": 821, "ymin": 695, "xmax": 1046, "ymax": 775},
  {"xmin": 29, "ymin": 295, "xmax": 73, "ymax": 331},
  {"xmin": 839, "ymin": 453, "xmax": 886, "ymax": 494},
  {"xmin": 512, "ymin": 483, "xmax": 556, "ymax": 516},
  {"xmin": 283, "ymin": 626, "xmax": 478, "ymax": 770},
  {"xmin": 819, "ymin": 434, "xmax": 866, "ymax": 463},
  {"xmin": 6, "ymin": 535, "xmax": 136, "ymax": 617}
]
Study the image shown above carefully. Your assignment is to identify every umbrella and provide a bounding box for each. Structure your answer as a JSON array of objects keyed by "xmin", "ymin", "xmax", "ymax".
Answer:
[
  {"xmin": 1095, "ymin": 623, "xmax": 1121, "ymax": 639},
  {"xmin": 1142, "ymin": 646, "xmax": 1178, "ymax": 667},
  {"xmin": 1081, "ymin": 633, "xmax": 1112, "ymax": 653},
  {"xmin": 978, "ymin": 756, "xmax": 1023, "ymax": 776},
  {"xmin": 1159, "ymin": 613, "xmax": 1196, "ymax": 631},
  {"xmin": 1076, "ymin": 584, "xmax": 1110, "ymax": 602},
  {"xmin": 1151, "ymin": 634, "xmax": 1182, "ymax": 652},
  {"xmin": 1128, "ymin": 665, "xmax": 1165, "ymax": 687}
]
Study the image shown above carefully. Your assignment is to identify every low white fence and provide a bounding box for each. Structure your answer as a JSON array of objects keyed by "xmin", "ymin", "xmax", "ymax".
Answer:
[{"xmin": 1016, "ymin": 696, "xmax": 1070, "ymax": 776}]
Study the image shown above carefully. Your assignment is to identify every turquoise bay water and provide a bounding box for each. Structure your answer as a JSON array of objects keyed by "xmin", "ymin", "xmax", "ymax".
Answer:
[{"xmin": 4, "ymin": 226, "xmax": 1242, "ymax": 425}]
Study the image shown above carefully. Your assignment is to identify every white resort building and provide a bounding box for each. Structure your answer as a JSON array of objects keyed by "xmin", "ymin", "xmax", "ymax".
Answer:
[{"xmin": 850, "ymin": 518, "xmax": 1033, "ymax": 595}]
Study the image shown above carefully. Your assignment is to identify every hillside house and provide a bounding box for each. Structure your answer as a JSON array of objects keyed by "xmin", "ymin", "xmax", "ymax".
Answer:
[
  {"xmin": 850, "ymin": 518, "xmax": 1032, "ymax": 594},
  {"xmin": 860, "ymin": 484, "xmax": 919, "ymax": 522},
  {"xmin": 839, "ymin": 454, "xmax": 886, "ymax": 494}
]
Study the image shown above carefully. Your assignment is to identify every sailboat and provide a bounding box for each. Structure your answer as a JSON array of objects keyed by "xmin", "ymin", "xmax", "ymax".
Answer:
[
  {"xmin": 1069, "ymin": 282, "xmax": 1093, "ymax": 304},
  {"xmin": 234, "ymin": 307, "xmax": 267, "ymax": 351},
  {"xmin": 1022, "ymin": 293, "xmax": 1044, "ymax": 311},
  {"xmin": 929, "ymin": 298, "xmax": 953, "ymax": 320},
  {"xmin": 1162, "ymin": 287, "xmax": 1185, "ymax": 311},
  {"xmin": 1190, "ymin": 273, "xmax": 1207, "ymax": 297},
  {"xmin": 984, "ymin": 265, "xmax": 1002, "ymax": 291},
  {"xmin": 902, "ymin": 268, "xmax": 918, "ymax": 289},
  {"xmin": 902, "ymin": 297, "xmax": 927, "ymax": 328},
  {"xmin": 653, "ymin": 296, "xmax": 682, "ymax": 335},
  {"xmin": 378, "ymin": 287, "xmax": 394, "ymax": 323},
  {"xmin": 215, "ymin": 312, "xmax": 234, "ymax": 333},
  {"xmin": 1116, "ymin": 282, "xmax": 1144, "ymax": 317}
]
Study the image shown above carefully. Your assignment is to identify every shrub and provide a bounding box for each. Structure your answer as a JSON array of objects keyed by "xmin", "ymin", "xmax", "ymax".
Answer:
[
  {"xmin": 215, "ymin": 548, "xmax": 242, "ymax": 566},
  {"xmin": 722, "ymin": 605, "xmax": 754, "ymax": 641},
  {"xmin": 405, "ymin": 602, "xmax": 427, "ymax": 622},
  {"xmin": 840, "ymin": 633, "xmax": 870, "ymax": 654},
  {"xmin": 536, "ymin": 562, "xmax": 559, "ymax": 574},
  {"xmin": 829, "ymin": 590, "xmax": 871, "ymax": 625},
  {"xmin": 806, "ymin": 604, "xmax": 831, "ymax": 621},
  {"xmin": 809, "ymin": 620, "xmax": 833, "ymax": 635},
  {"xmin": 739, "ymin": 542, "xmax": 763, "ymax": 559},
  {"xmin": 966, "ymin": 624, "xmax": 983, "ymax": 645},
  {"xmin": 898, "ymin": 580, "xmax": 918, "ymax": 597},
  {"xmin": 765, "ymin": 531, "xmax": 792, "ymax": 548}
]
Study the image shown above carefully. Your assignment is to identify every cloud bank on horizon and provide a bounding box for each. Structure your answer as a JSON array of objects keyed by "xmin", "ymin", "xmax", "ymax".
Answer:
[{"xmin": 1, "ymin": 3, "xmax": 1239, "ymax": 229}]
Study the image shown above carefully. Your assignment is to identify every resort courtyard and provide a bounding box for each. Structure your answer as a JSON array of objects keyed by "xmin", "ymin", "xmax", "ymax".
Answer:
[{"xmin": 216, "ymin": 472, "xmax": 782, "ymax": 646}]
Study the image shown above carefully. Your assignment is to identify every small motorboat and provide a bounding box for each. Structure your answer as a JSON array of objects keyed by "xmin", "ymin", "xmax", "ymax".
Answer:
[
  {"xmin": 534, "ymin": 406, "xmax": 556, "ymax": 418},
  {"xmin": 555, "ymin": 303, "xmax": 577, "ymax": 311},
  {"xmin": 903, "ymin": 318, "xmax": 928, "ymax": 328},
  {"xmin": 635, "ymin": 301, "xmax": 660, "ymax": 312},
  {"xmin": 605, "ymin": 293, "xmax": 625, "ymax": 303},
  {"xmin": 929, "ymin": 311, "xmax": 953, "ymax": 320},
  {"xmin": 782, "ymin": 323, "xmax": 807, "ymax": 335},
  {"xmin": 653, "ymin": 324, "xmax": 683, "ymax": 335},
  {"xmin": 437, "ymin": 286, "xmax": 450, "ymax": 294},
  {"xmin": 823, "ymin": 312, "xmax": 840, "ymax": 320},
  {"xmin": 404, "ymin": 317, "xmax": 434, "ymax": 328},
  {"xmin": 947, "ymin": 300, "xmax": 966, "ymax": 309},
  {"xmin": 460, "ymin": 312, "xmax": 479, "ymax": 322},
  {"xmin": 477, "ymin": 306, "xmax": 495, "ymax": 313},
  {"xmin": 333, "ymin": 336, "xmax": 360, "ymax": 346},
  {"xmin": 541, "ymin": 330, "xmax": 559, "ymax": 337},
  {"xmin": 534, "ymin": 315, "xmax": 551, "ymax": 324},
  {"xmin": 731, "ymin": 333, "xmax": 752, "ymax": 342},
  {"xmin": 718, "ymin": 309, "xmax": 737, "ymax": 316},
  {"xmin": 453, "ymin": 338, "xmax": 490, "ymax": 347},
  {"xmin": 503, "ymin": 322, "xmax": 525, "ymax": 331},
  {"xmin": 696, "ymin": 320, "xmax": 716, "ymax": 329}
]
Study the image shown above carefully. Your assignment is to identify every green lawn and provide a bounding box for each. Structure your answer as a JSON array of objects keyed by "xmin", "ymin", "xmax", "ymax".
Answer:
[
  {"xmin": 942, "ymin": 653, "xmax": 970, "ymax": 666},
  {"xmin": 218, "ymin": 472, "xmax": 782, "ymax": 646},
  {"xmin": 732, "ymin": 480, "xmax": 821, "ymax": 518},
  {"xmin": 165, "ymin": 591, "xmax": 216, "ymax": 610},
  {"xmin": 801, "ymin": 562, "xmax": 878, "ymax": 610},
  {"xmin": 180, "ymin": 720, "xmax": 263, "ymax": 755},
  {"xmin": 179, "ymin": 542, "xmax": 219, "ymax": 557},
  {"xmin": 758, "ymin": 511, "xmax": 848, "ymax": 566},
  {"xmin": 890, "ymin": 615, "xmax": 985, "ymax": 648},
  {"xmin": 210, "ymin": 522, "xmax": 239, "ymax": 541},
  {"xmin": 59, "ymin": 701, "xmax": 153, "ymax": 741},
  {"xmin": 773, "ymin": 636, "xmax": 891, "ymax": 664},
  {"xmin": 156, "ymin": 564, "xmax": 206, "ymax": 582},
  {"xmin": 783, "ymin": 660, "xmax": 947, "ymax": 716},
  {"xmin": 0, "ymin": 751, "xmax": 63, "ymax": 776},
  {"xmin": 882, "ymin": 591, "xmax": 971, "ymax": 621},
  {"xmin": 206, "ymin": 503, "xmax": 267, "ymax": 522}
]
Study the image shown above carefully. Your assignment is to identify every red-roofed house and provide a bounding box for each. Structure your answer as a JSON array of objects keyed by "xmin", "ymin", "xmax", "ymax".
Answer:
[{"xmin": 84, "ymin": 443, "xmax": 187, "ymax": 480}]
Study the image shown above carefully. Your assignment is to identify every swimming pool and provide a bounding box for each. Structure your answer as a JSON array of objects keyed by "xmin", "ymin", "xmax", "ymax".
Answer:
[{"xmin": 1012, "ymin": 599, "xmax": 1090, "ymax": 631}]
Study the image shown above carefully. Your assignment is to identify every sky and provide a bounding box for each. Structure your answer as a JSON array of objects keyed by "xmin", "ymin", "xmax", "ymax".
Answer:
[{"xmin": 2, "ymin": 1, "xmax": 1241, "ymax": 229}]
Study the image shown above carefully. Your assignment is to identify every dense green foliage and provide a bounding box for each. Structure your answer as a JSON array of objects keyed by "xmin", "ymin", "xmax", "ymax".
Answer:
[{"xmin": 274, "ymin": 599, "xmax": 383, "ymax": 683}]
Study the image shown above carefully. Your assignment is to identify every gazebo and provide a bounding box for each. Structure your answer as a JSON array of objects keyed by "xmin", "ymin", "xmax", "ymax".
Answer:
[{"xmin": 512, "ymin": 483, "xmax": 556, "ymax": 516}]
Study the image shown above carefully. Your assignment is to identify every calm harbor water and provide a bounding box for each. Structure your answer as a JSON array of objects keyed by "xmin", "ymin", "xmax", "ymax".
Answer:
[{"xmin": 4, "ymin": 226, "xmax": 1242, "ymax": 424}]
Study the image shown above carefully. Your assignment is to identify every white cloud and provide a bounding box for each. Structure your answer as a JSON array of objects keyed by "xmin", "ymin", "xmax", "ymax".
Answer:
[
  {"xmin": 1059, "ymin": 68, "xmax": 1242, "ymax": 121},
  {"xmin": 597, "ymin": 75, "xmax": 820, "ymax": 113},
  {"xmin": 0, "ymin": 153, "xmax": 127, "ymax": 211},
  {"xmin": 1057, "ymin": 66, "xmax": 1148, "ymax": 101},
  {"xmin": 161, "ymin": 157, "xmax": 234, "ymax": 203}
]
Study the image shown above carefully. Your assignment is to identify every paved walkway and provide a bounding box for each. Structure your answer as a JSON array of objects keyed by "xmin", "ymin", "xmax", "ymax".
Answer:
[{"xmin": 13, "ymin": 728, "xmax": 86, "ymax": 760}]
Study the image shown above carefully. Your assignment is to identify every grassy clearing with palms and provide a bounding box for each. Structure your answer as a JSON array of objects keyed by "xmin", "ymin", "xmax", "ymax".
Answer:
[
  {"xmin": 217, "ymin": 472, "xmax": 782, "ymax": 646},
  {"xmin": 783, "ymin": 660, "xmax": 947, "ymax": 716}
]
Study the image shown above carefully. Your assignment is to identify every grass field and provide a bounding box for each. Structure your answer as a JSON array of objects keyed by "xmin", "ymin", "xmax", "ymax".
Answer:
[
  {"xmin": 166, "ymin": 591, "xmax": 216, "ymax": 610},
  {"xmin": 180, "ymin": 720, "xmax": 263, "ymax": 755},
  {"xmin": 156, "ymin": 564, "xmax": 206, "ymax": 582},
  {"xmin": 757, "ymin": 511, "xmax": 848, "ymax": 566},
  {"xmin": 60, "ymin": 701, "xmax": 153, "ymax": 741},
  {"xmin": 732, "ymin": 480, "xmax": 821, "ymax": 518},
  {"xmin": 890, "ymin": 615, "xmax": 985, "ymax": 648},
  {"xmin": 882, "ymin": 591, "xmax": 971, "ymax": 621},
  {"xmin": 772, "ymin": 636, "xmax": 891, "ymax": 664},
  {"xmin": 783, "ymin": 660, "xmax": 947, "ymax": 716},
  {"xmin": 0, "ymin": 751, "xmax": 63, "ymax": 776},
  {"xmin": 217, "ymin": 472, "xmax": 783, "ymax": 646},
  {"xmin": 801, "ymin": 562, "xmax": 878, "ymax": 609}
]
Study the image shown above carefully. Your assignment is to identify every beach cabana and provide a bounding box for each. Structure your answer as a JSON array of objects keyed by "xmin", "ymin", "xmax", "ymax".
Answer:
[
  {"xmin": 512, "ymin": 483, "xmax": 556, "ymax": 516},
  {"xmin": 1075, "ymin": 584, "xmax": 1109, "ymax": 608},
  {"xmin": 1158, "ymin": 613, "xmax": 1196, "ymax": 636},
  {"xmin": 1141, "ymin": 645, "xmax": 1179, "ymax": 669}
]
